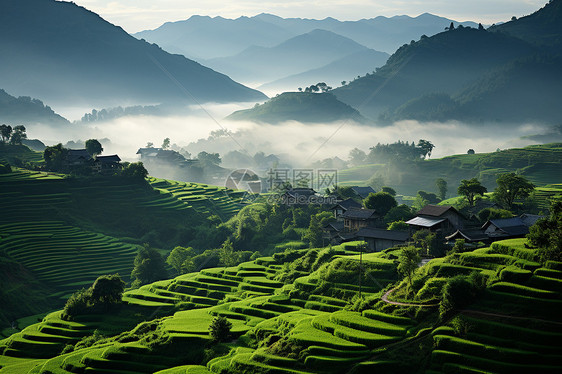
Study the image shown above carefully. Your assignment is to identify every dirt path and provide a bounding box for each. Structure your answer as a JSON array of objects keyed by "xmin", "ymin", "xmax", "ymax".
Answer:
[{"xmin": 381, "ymin": 288, "xmax": 439, "ymax": 307}]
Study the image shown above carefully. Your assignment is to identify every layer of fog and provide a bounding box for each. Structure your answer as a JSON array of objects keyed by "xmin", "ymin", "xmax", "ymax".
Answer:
[{"xmin": 26, "ymin": 106, "xmax": 549, "ymax": 170}]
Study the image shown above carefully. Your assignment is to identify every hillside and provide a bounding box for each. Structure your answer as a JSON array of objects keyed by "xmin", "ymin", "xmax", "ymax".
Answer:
[
  {"xmin": 258, "ymin": 49, "xmax": 390, "ymax": 94},
  {"xmin": 0, "ymin": 89, "xmax": 69, "ymax": 126},
  {"xmin": 205, "ymin": 29, "xmax": 373, "ymax": 84},
  {"xmin": 0, "ymin": 0, "xmax": 266, "ymax": 109},
  {"xmin": 491, "ymin": 0, "xmax": 562, "ymax": 52},
  {"xmin": 0, "ymin": 237, "xmax": 560, "ymax": 373},
  {"xmin": 0, "ymin": 157, "xmax": 245, "ymax": 327},
  {"xmin": 333, "ymin": 26, "xmax": 539, "ymax": 121},
  {"xmin": 226, "ymin": 92, "xmax": 366, "ymax": 124},
  {"xmin": 338, "ymin": 143, "xmax": 562, "ymax": 196},
  {"xmin": 136, "ymin": 13, "xmax": 477, "ymax": 59}
]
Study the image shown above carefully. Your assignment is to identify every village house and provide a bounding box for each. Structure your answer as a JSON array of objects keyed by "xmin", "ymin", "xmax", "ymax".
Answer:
[
  {"xmin": 64, "ymin": 149, "xmax": 92, "ymax": 168},
  {"xmin": 330, "ymin": 198, "xmax": 362, "ymax": 220},
  {"xmin": 353, "ymin": 227, "xmax": 409, "ymax": 252},
  {"xmin": 351, "ymin": 186, "xmax": 376, "ymax": 199},
  {"xmin": 93, "ymin": 155, "xmax": 121, "ymax": 174},
  {"xmin": 406, "ymin": 205, "xmax": 463, "ymax": 235},
  {"xmin": 342, "ymin": 207, "xmax": 381, "ymax": 232}
]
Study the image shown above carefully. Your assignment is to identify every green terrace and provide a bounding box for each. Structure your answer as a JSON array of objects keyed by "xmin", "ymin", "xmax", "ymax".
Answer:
[
  {"xmin": 148, "ymin": 178, "xmax": 246, "ymax": 221},
  {"xmin": 0, "ymin": 238, "xmax": 561, "ymax": 373}
]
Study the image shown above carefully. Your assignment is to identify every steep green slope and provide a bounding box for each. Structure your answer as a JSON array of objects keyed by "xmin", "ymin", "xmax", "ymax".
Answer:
[
  {"xmin": 338, "ymin": 143, "xmax": 562, "ymax": 196},
  {"xmin": 0, "ymin": 89, "xmax": 69, "ymax": 126},
  {"xmin": 227, "ymin": 92, "xmax": 366, "ymax": 124},
  {"xmin": 0, "ymin": 0, "xmax": 266, "ymax": 107},
  {"xmin": 1, "ymin": 237, "xmax": 560, "ymax": 374},
  {"xmin": 0, "ymin": 168, "xmax": 244, "ymax": 327}
]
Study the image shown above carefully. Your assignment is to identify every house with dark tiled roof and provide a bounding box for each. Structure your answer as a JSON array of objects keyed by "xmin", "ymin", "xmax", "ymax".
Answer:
[
  {"xmin": 342, "ymin": 207, "xmax": 381, "ymax": 232},
  {"xmin": 65, "ymin": 149, "xmax": 92, "ymax": 167},
  {"xmin": 330, "ymin": 198, "xmax": 363, "ymax": 220},
  {"xmin": 353, "ymin": 227, "xmax": 409, "ymax": 252},
  {"xmin": 351, "ymin": 186, "xmax": 376, "ymax": 199},
  {"xmin": 406, "ymin": 204, "xmax": 463, "ymax": 235},
  {"xmin": 93, "ymin": 155, "xmax": 122, "ymax": 173}
]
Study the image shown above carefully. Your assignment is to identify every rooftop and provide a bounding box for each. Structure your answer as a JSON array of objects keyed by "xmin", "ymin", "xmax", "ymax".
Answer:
[
  {"xmin": 417, "ymin": 204, "xmax": 458, "ymax": 217},
  {"xmin": 342, "ymin": 207, "xmax": 377, "ymax": 220},
  {"xmin": 406, "ymin": 216, "xmax": 446, "ymax": 228},
  {"xmin": 354, "ymin": 227, "xmax": 409, "ymax": 241}
]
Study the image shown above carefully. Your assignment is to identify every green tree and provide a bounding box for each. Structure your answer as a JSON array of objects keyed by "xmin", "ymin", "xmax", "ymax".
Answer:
[
  {"xmin": 162, "ymin": 137, "xmax": 170, "ymax": 149},
  {"xmin": 382, "ymin": 186, "xmax": 396, "ymax": 196},
  {"xmin": 44, "ymin": 143, "xmax": 68, "ymax": 171},
  {"xmin": 122, "ymin": 162, "xmax": 148, "ymax": 179},
  {"xmin": 219, "ymin": 238, "xmax": 238, "ymax": 268},
  {"xmin": 494, "ymin": 173, "xmax": 535, "ymax": 210},
  {"xmin": 85, "ymin": 139, "xmax": 103, "ymax": 156},
  {"xmin": 197, "ymin": 151, "xmax": 221, "ymax": 166},
  {"xmin": 9, "ymin": 125, "xmax": 26, "ymax": 145},
  {"xmin": 477, "ymin": 207, "xmax": 513, "ymax": 222},
  {"xmin": 363, "ymin": 192, "xmax": 397, "ymax": 216},
  {"xmin": 166, "ymin": 246, "xmax": 195, "ymax": 275},
  {"xmin": 0, "ymin": 124, "xmax": 12, "ymax": 143},
  {"xmin": 209, "ymin": 316, "xmax": 232, "ymax": 342},
  {"xmin": 130, "ymin": 244, "xmax": 168, "ymax": 288},
  {"xmin": 457, "ymin": 178, "xmax": 487, "ymax": 207},
  {"xmin": 417, "ymin": 139, "xmax": 435, "ymax": 158},
  {"xmin": 388, "ymin": 220, "xmax": 409, "ymax": 231},
  {"xmin": 348, "ymin": 148, "xmax": 366, "ymax": 166},
  {"xmin": 527, "ymin": 201, "xmax": 562, "ymax": 262},
  {"xmin": 435, "ymin": 178, "xmax": 447, "ymax": 200},
  {"xmin": 90, "ymin": 274, "xmax": 125, "ymax": 305},
  {"xmin": 398, "ymin": 246, "xmax": 421, "ymax": 288},
  {"xmin": 384, "ymin": 204, "xmax": 414, "ymax": 225},
  {"xmin": 412, "ymin": 229, "xmax": 437, "ymax": 256},
  {"xmin": 303, "ymin": 215, "xmax": 324, "ymax": 248}
]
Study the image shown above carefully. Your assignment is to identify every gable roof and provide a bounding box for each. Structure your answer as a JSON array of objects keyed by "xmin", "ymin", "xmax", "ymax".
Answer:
[
  {"xmin": 445, "ymin": 229, "xmax": 489, "ymax": 242},
  {"xmin": 342, "ymin": 207, "xmax": 377, "ymax": 220},
  {"xmin": 417, "ymin": 204, "xmax": 458, "ymax": 217},
  {"xmin": 482, "ymin": 217, "xmax": 531, "ymax": 236},
  {"xmin": 323, "ymin": 221, "xmax": 345, "ymax": 232},
  {"xmin": 331, "ymin": 198, "xmax": 362, "ymax": 211},
  {"xmin": 95, "ymin": 155, "xmax": 121, "ymax": 163},
  {"xmin": 351, "ymin": 186, "xmax": 376, "ymax": 199},
  {"xmin": 354, "ymin": 228, "xmax": 409, "ymax": 242},
  {"xmin": 285, "ymin": 188, "xmax": 316, "ymax": 198},
  {"xmin": 406, "ymin": 216, "xmax": 446, "ymax": 228}
]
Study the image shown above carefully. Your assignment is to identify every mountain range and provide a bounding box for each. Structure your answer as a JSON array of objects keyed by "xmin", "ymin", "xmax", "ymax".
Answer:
[
  {"xmin": 0, "ymin": 89, "xmax": 69, "ymax": 126},
  {"xmin": 0, "ymin": 0, "xmax": 266, "ymax": 111},
  {"xmin": 329, "ymin": 0, "xmax": 562, "ymax": 125},
  {"xmin": 135, "ymin": 12, "xmax": 478, "ymax": 58},
  {"xmin": 204, "ymin": 29, "xmax": 387, "ymax": 86}
]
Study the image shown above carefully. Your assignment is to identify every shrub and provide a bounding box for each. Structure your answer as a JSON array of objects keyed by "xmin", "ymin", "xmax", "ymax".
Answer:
[{"xmin": 209, "ymin": 316, "xmax": 232, "ymax": 342}]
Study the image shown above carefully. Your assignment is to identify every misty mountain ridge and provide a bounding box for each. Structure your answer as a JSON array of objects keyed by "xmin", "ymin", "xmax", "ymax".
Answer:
[
  {"xmin": 226, "ymin": 92, "xmax": 366, "ymax": 124},
  {"xmin": 136, "ymin": 12, "xmax": 478, "ymax": 59},
  {"xmin": 0, "ymin": 0, "xmax": 266, "ymax": 111},
  {"xmin": 0, "ymin": 89, "xmax": 69, "ymax": 126},
  {"xmin": 204, "ymin": 29, "xmax": 374, "ymax": 84},
  {"xmin": 330, "ymin": 1, "xmax": 562, "ymax": 125},
  {"xmin": 258, "ymin": 48, "xmax": 390, "ymax": 94}
]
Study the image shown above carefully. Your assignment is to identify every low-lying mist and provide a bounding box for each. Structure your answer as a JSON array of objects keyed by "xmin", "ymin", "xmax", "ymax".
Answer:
[{"xmin": 26, "ymin": 103, "xmax": 550, "ymax": 170}]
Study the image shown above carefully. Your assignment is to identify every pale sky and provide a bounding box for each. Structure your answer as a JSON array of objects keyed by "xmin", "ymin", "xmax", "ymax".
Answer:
[{"xmin": 71, "ymin": 0, "xmax": 548, "ymax": 33}]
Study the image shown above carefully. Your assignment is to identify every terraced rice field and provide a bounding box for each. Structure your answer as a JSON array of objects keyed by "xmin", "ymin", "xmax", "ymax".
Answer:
[
  {"xmin": 148, "ymin": 178, "xmax": 246, "ymax": 221},
  {"xmin": 1, "ymin": 238, "xmax": 560, "ymax": 373},
  {"xmin": 0, "ymin": 170, "xmax": 246, "ymax": 314},
  {"xmin": 0, "ymin": 244, "xmax": 408, "ymax": 373},
  {"xmin": 424, "ymin": 239, "xmax": 562, "ymax": 373},
  {"xmin": 0, "ymin": 221, "xmax": 138, "ymax": 298}
]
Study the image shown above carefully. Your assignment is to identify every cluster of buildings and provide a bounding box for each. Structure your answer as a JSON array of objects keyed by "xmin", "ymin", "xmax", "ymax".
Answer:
[
  {"xmin": 65, "ymin": 149, "xmax": 121, "ymax": 174},
  {"xmin": 321, "ymin": 188, "xmax": 542, "ymax": 252}
]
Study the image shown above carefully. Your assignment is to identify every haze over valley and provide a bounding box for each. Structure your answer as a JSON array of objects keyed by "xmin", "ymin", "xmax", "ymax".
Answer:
[{"xmin": 1, "ymin": 2, "xmax": 562, "ymax": 374}]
